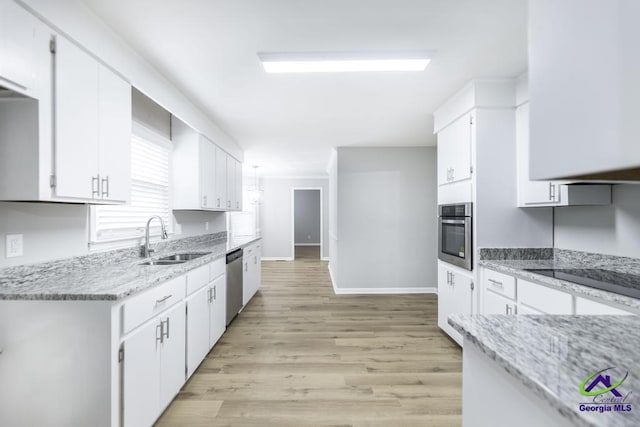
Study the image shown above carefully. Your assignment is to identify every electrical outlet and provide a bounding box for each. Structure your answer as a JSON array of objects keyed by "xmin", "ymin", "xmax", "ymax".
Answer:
[
  {"xmin": 205, "ymin": 221, "xmax": 210, "ymax": 231},
  {"xmin": 6, "ymin": 234, "xmax": 23, "ymax": 258},
  {"xmin": 307, "ymin": 234, "xmax": 311, "ymax": 240}
]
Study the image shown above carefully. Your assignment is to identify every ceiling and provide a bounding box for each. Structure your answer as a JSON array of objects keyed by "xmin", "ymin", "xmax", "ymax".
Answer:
[{"xmin": 81, "ymin": 0, "xmax": 528, "ymax": 176}]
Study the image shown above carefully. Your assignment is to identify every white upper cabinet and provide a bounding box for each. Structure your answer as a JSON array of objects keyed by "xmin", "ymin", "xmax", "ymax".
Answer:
[
  {"xmin": 226, "ymin": 155, "xmax": 236, "ymax": 210},
  {"xmin": 516, "ymin": 75, "xmax": 611, "ymax": 207},
  {"xmin": 529, "ymin": 0, "xmax": 640, "ymax": 180},
  {"xmin": 0, "ymin": 0, "xmax": 39, "ymax": 95},
  {"xmin": 214, "ymin": 146, "xmax": 227, "ymax": 210},
  {"xmin": 173, "ymin": 116, "xmax": 242, "ymax": 212},
  {"xmin": 437, "ymin": 113, "xmax": 472, "ymax": 186},
  {"xmin": 235, "ymin": 159, "xmax": 243, "ymax": 211},
  {"xmin": 199, "ymin": 137, "xmax": 216, "ymax": 208},
  {"xmin": 54, "ymin": 37, "xmax": 131, "ymax": 203},
  {"xmin": 97, "ymin": 63, "xmax": 131, "ymax": 203},
  {"xmin": 54, "ymin": 36, "xmax": 100, "ymax": 200}
]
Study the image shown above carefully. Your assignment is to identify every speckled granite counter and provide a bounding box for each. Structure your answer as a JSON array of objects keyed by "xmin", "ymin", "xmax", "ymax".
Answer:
[
  {"xmin": 449, "ymin": 314, "xmax": 640, "ymax": 427},
  {"xmin": 479, "ymin": 248, "xmax": 640, "ymax": 311},
  {"xmin": 0, "ymin": 234, "xmax": 261, "ymax": 301}
]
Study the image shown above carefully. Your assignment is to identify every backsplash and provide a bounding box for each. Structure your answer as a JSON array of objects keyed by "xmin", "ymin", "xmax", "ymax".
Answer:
[
  {"xmin": 554, "ymin": 184, "xmax": 640, "ymax": 258},
  {"xmin": 0, "ymin": 202, "xmax": 228, "ymax": 268}
]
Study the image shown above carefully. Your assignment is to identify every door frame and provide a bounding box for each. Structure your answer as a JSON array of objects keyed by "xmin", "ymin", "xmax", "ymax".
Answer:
[{"xmin": 291, "ymin": 187, "xmax": 324, "ymax": 260}]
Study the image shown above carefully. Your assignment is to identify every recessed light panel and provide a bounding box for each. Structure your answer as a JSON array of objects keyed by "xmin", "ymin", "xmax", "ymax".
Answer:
[{"xmin": 258, "ymin": 51, "xmax": 432, "ymax": 73}]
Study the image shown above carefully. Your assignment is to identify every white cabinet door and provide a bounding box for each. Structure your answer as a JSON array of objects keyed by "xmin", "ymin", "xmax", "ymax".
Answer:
[
  {"xmin": 575, "ymin": 297, "xmax": 633, "ymax": 315},
  {"xmin": 483, "ymin": 289, "xmax": 515, "ymax": 315},
  {"xmin": 159, "ymin": 302, "xmax": 186, "ymax": 411},
  {"xmin": 97, "ymin": 64, "xmax": 131, "ymax": 203},
  {"xmin": 199, "ymin": 138, "xmax": 216, "ymax": 208},
  {"xmin": 186, "ymin": 286, "xmax": 210, "ymax": 379},
  {"xmin": 235, "ymin": 159, "xmax": 243, "ymax": 211},
  {"xmin": 518, "ymin": 279, "xmax": 573, "ymax": 315},
  {"xmin": 450, "ymin": 270, "xmax": 473, "ymax": 316},
  {"xmin": 54, "ymin": 36, "xmax": 99, "ymax": 200},
  {"xmin": 226, "ymin": 155, "xmax": 236, "ymax": 210},
  {"xmin": 123, "ymin": 318, "xmax": 161, "ymax": 427},
  {"xmin": 529, "ymin": 0, "xmax": 640, "ymax": 179},
  {"xmin": 516, "ymin": 103, "xmax": 559, "ymax": 206},
  {"xmin": 0, "ymin": 1, "xmax": 38, "ymax": 93},
  {"xmin": 242, "ymin": 257, "xmax": 251, "ymax": 306},
  {"xmin": 214, "ymin": 146, "xmax": 227, "ymax": 210},
  {"xmin": 253, "ymin": 243, "xmax": 262, "ymax": 295},
  {"xmin": 437, "ymin": 263, "xmax": 473, "ymax": 345},
  {"xmin": 209, "ymin": 274, "xmax": 226, "ymax": 347},
  {"xmin": 437, "ymin": 113, "xmax": 472, "ymax": 186}
]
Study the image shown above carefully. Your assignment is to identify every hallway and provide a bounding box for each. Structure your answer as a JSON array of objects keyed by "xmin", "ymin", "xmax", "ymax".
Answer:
[{"xmin": 156, "ymin": 255, "xmax": 462, "ymax": 426}]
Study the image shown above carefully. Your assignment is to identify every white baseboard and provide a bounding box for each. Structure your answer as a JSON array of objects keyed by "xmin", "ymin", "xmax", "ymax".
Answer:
[
  {"xmin": 321, "ymin": 256, "xmax": 329, "ymax": 261},
  {"xmin": 328, "ymin": 263, "xmax": 338, "ymax": 293},
  {"xmin": 294, "ymin": 243, "xmax": 321, "ymax": 247},
  {"xmin": 333, "ymin": 286, "xmax": 437, "ymax": 295},
  {"xmin": 261, "ymin": 257, "xmax": 294, "ymax": 261}
]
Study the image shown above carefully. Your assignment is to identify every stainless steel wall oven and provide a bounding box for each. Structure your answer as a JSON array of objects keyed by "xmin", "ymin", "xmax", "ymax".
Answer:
[{"xmin": 438, "ymin": 203, "xmax": 472, "ymax": 270}]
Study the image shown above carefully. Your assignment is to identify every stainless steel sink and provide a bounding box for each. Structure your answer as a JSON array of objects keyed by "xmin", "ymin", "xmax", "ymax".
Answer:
[
  {"xmin": 158, "ymin": 252, "xmax": 210, "ymax": 261},
  {"xmin": 139, "ymin": 259, "xmax": 186, "ymax": 266}
]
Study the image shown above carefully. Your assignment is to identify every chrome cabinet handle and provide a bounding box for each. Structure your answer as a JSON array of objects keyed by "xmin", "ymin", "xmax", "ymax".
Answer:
[
  {"xmin": 101, "ymin": 176, "xmax": 109, "ymax": 199},
  {"xmin": 245, "ymin": 262, "xmax": 248, "ymax": 272},
  {"xmin": 488, "ymin": 278, "xmax": 503, "ymax": 288},
  {"xmin": 450, "ymin": 272, "xmax": 455, "ymax": 285},
  {"xmin": 254, "ymin": 256, "xmax": 257, "ymax": 265},
  {"xmin": 236, "ymin": 201, "xmax": 239, "ymax": 209},
  {"xmin": 208, "ymin": 287, "xmax": 212, "ymax": 303},
  {"xmin": 156, "ymin": 322, "xmax": 163, "ymax": 343},
  {"xmin": 92, "ymin": 175, "xmax": 100, "ymax": 198},
  {"xmin": 214, "ymin": 285, "xmax": 216, "ymax": 300},
  {"xmin": 156, "ymin": 294, "xmax": 172, "ymax": 304},
  {"xmin": 549, "ymin": 182, "xmax": 554, "ymax": 201},
  {"xmin": 203, "ymin": 195, "xmax": 207, "ymax": 206},
  {"xmin": 506, "ymin": 305, "xmax": 513, "ymax": 315},
  {"xmin": 217, "ymin": 198, "xmax": 220, "ymax": 207},
  {"xmin": 163, "ymin": 318, "xmax": 170, "ymax": 340},
  {"xmin": 227, "ymin": 200, "xmax": 231, "ymax": 208}
]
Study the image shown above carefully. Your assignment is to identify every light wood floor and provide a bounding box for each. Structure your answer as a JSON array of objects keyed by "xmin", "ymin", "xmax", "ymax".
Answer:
[{"xmin": 155, "ymin": 254, "xmax": 462, "ymax": 426}]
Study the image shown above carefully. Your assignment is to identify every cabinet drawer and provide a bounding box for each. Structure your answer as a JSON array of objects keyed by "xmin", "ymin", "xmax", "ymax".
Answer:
[
  {"xmin": 518, "ymin": 279, "xmax": 572, "ymax": 314},
  {"xmin": 186, "ymin": 264, "xmax": 209, "ymax": 295},
  {"xmin": 209, "ymin": 258, "xmax": 225, "ymax": 280},
  {"xmin": 483, "ymin": 289, "xmax": 516, "ymax": 315},
  {"xmin": 483, "ymin": 269, "xmax": 516, "ymax": 300},
  {"xmin": 123, "ymin": 276, "xmax": 186, "ymax": 334},
  {"xmin": 575, "ymin": 297, "xmax": 634, "ymax": 315}
]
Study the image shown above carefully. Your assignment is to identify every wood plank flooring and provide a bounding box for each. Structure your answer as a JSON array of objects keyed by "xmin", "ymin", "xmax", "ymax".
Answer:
[{"xmin": 155, "ymin": 249, "xmax": 462, "ymax": 426}]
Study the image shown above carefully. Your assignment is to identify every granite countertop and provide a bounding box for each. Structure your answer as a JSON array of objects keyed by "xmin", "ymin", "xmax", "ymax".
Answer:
[
  {"xmin": 0, "ymin": 234, "xmax": 261, "ymax": 301},
  {"xmin": 479, "ymin": 248, "xmax": 640, "ymax": 311},
  {"xmin": 449, "ymin": 314, "xmax": 640, "ymax": 427}
]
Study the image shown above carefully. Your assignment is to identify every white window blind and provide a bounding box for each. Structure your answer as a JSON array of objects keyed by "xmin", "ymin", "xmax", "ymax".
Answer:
[{"xmin": 91, "ymin": 125, "xmax": 171, "ymax": 243}]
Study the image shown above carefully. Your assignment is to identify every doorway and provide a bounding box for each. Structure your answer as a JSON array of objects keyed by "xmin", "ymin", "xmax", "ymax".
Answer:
[{"xmin": 292, "ymin": 188, "xmax": 323, "ymax": 260}]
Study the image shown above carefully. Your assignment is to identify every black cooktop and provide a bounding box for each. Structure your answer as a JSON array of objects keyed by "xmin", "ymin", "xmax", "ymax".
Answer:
[{"xmin": 523, "ymin": 268, "xmax": 640, "ymax": 300}]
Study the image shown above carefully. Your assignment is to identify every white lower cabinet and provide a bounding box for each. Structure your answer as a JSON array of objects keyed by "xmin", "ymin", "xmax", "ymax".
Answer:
[
  {"xmin": 480, "ymin": 267, "xmax": 638, "ymax": 317},
  {"xmin": 483, "ymin": 289, "xmax": 516, "ymax": 315},
  {"xmin": 438, "ymin": 262, "xmax": 473, "ymax": 346},
  {"xmin": 575, "ymin": 297, "xmax": 634, "ymax": 316},
  {"xmin": 243, "ymin": 242, "xmax": 262, "ymax": 306},
  {"xmin": 186, "ymin": 285, "xmax": 211, "ymax": 379},
  {"xmin": 186, "ymin": 272, "xmax": 227, "ymax": 379},
  {"xmin": 123, "ymin": 301, "xmax": 185, "ymax": 427}
]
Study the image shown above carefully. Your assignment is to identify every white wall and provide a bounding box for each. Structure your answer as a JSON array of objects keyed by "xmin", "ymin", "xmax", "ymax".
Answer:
[
  {"xmin": 335, "ymin": 147, "xmax": 437, "ymax": 291},
  {"xmin": 294, "ymin": 190, "xmax": 321, "ymax": 245},
  {"xmin": 0, "ymin": 202, "xmax": 89, "ymax": 267},
  {"xmin": 260, "ymin": 178, "xmax": 329, "ymax": 260},
  {"xmin": 0, "ymin": 202, "xmax": 227, "ymax": 267},
  {"xmin": 554, "ymin": 184, "xmax": 640, "ymax": 258}
]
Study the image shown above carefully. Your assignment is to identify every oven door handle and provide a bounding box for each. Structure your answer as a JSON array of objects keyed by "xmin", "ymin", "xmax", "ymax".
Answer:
[{"xmin": 440, "ymin": 219, "xmax": 467, "ymax": 224}]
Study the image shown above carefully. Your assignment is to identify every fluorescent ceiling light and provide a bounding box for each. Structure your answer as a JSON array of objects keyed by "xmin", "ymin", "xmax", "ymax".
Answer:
[{"xmin": 258, "ymin": 51, "xmax": 432, "ymax": 73}]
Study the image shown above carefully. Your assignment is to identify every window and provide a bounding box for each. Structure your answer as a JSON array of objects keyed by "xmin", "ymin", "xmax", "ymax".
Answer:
[{"xmin": 90, "ymin": 123, "xmax": 172, "ymax": 246}]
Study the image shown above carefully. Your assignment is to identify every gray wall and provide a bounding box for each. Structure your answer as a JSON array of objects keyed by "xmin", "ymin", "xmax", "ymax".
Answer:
[
  {"xmin": 260, "ymin": 177, "xmax": 329, "ymax": 259},
  {"xmin": 336, "ymin": 147, "xmax": 437, "ymax": 290},
  {"xmin": 554, "ymin": 184, "xmax": 640, "ymax": 257},
  {"xmin": 294, "ymin": 190, "xmax": 321, "ymax": 245}
]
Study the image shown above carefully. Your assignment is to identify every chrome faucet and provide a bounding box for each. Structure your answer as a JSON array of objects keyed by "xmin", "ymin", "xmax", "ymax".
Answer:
[{"xmin": 143, "ymin": 215, "xmax": 168, "ymax": 258}]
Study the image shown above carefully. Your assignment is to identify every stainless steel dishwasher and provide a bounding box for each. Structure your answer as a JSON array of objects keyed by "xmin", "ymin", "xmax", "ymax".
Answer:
[{"xmin": 226, "ymin": 248, "xmax": 243, "ymax": 325}]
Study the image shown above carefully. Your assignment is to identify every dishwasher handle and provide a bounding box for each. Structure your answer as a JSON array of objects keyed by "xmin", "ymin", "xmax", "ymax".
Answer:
[{"xmin": 226, "ymin": 248, "xmax": 243, "ymax": 264}]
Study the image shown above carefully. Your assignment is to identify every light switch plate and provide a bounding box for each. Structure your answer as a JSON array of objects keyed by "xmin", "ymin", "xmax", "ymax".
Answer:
[{"xmin": 6, "ymin": 234, "xmax": 23, "ymax": 258}]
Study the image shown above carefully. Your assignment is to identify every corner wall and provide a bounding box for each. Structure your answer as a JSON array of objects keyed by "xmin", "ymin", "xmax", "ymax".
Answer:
[{"xmin": 335, "ymin": 147, "xmax": 437, "ymax": 292}]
